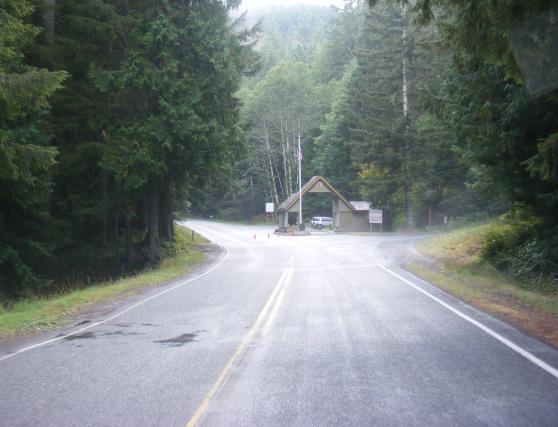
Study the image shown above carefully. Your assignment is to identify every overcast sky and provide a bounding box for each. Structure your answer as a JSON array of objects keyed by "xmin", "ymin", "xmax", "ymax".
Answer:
[{"xmin": 239, "ymin": 0, "xmax": 346, "ymax": 13}]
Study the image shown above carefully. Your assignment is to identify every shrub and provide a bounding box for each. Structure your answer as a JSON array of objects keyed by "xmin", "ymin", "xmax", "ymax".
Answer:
[
  {"xmin": 161, "ymin": 226, "xmax": 193, "ymax": 258},
  {"xmin": 481, "ymin": 218, "xmax": 558, "ymax": 290},
  {"xmin": 511, "ymin": 229, "xmax": 558, "ymax": 289},
  {"xmin": 219, "ymin": 207, "xmax": 242, "ymax": 221},
  {"xmin": 481, "ymin": 221, "xmax": 534, "ymax": 270}
]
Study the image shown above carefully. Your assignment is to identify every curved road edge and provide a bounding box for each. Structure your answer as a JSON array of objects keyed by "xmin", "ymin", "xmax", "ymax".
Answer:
[
  {"xmin": 391, "ymin": 264, "xmax": 558, "ymax": 379},
  {"xmin": 0, "ymin": 242, "xmax": 228, "ymax": 362}
]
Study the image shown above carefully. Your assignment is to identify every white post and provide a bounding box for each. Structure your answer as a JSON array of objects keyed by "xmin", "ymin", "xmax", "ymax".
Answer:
[{"xmin": 298, "ymin": 133, "xmax": 302, "ymax": 227}]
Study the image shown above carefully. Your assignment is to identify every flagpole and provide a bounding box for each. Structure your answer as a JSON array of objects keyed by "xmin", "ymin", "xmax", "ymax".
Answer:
[{"xmin": 298, "ymin": 133, "xmax": 302, "ymax": 228}]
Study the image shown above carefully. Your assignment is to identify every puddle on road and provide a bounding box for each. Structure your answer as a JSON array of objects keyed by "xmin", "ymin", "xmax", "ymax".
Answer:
[
  {"xmin": 64, "ymin": 330, "xmax": 144, "ymax": 341},
  {"xmin": 62, "ymin": 324, "xmax": 206, "ymax": 348},
  {"xmin": 75, "ymin": 320, "xmax": 91, "ymax": 326},
  {"xmin": 64, "ymin": 332, "xmax": 96, "ymax": 340},
  {"xmin": 154, "ymin": 330, "xmax": 207, "ymax": 347},
  {"xmin": 107, "ymin": 322, "xmax": 158, "ymax": 328}
]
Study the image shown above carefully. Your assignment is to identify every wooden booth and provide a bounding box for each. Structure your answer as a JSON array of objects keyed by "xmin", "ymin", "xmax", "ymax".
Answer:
[{"xmin": 276, "ymin": 176, "xmax": 370, "ymax": 233}]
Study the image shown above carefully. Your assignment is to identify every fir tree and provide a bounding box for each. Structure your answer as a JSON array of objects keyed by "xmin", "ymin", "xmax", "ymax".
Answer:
[
  {"xmin": 0, "ymin": 0, "xmax": 66, "ymax": 296},
  {"xmin": 348, "ymin": 4, "xmax": 408, "ymax": 229},
  {"xmin": 92, "ymin": 0, "xmax": 250, "ymax": 263}
]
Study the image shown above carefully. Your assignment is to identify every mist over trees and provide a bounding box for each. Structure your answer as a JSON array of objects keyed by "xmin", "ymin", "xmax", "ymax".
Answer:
[
  {"xmin": 211, "ymin": 0, "xmax": 557, "ymax": 283},
  {"xmin": 212, "ymin": 1, "xmax": 468, "ymax": 227}
]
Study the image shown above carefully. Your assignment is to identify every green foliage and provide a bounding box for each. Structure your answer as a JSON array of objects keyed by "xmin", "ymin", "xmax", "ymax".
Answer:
[
  {"xmin": 481, "ymin": 220, "xmax": 538, "ymax": 271},
  {"xmin": 0, "ymin": 226, "xmax": 206, "ymax": 336},
  {"xmin": 312, "ymin": 63, "xmax": 358, "ymax": 198},
  {"xmin": 511, "ymin": 235, "xmax": 558, "ymax": 288},
  {"xmin": 0, "ymin": 0, "xmax": 67, "ymax": 297},
  {"xmin": 219, "ymin": 207, "xmax": 244, "ymax": 222},
  {"xmin": 1, "ymin": 0, "xmax": 252, "ymax": 298},
  {"xmin": 312, "ymin": 2, "xmax": 364, "ymax": 83},
  {"xmin": 481, "ymin": 216, "xmax": 557, "ymax": 289},
  {"xmin": 2, "ymin": 0, "xmax": 557, "ymax": 298},
  {"xmin": 348, "ymin": 4, "xmax": 407, "ymax": 224},
  {"xmin": 203, "ymin": 4, "xmax": 346, "ymax": 220},
  {"xmin": 96, "ymin": 0, "xmax": 247, "ymax": 187},
  {"xmin": 161, "ymin": 225, "xmax": 205, "ymax": 258},
  {"xmin": 251, "ymin": 5, "xmax": 334, "ymax": 72},
  {"xmin": 524, "ymin": 132, "xmax": 558, "ymax": 183},
  {"xmin": 337, "ymin": 2, "xmax": 468, "ymax": 228},
  {"xmin": 235, "ymin": 58, "xmax": 327, "ymax": 214}
]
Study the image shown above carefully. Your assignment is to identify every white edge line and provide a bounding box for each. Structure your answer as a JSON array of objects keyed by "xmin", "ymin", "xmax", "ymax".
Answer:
[
  {"xmin": 377, "ymin": 264, "xmax": 558, "ymax": 379},
  {"xmin": 0, "ymin": 246, "xmax": 230, "ymax": 363}
]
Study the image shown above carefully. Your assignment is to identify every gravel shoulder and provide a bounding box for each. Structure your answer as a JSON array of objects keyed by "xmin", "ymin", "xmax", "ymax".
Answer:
[{"xmin": 401, "ymin": 236, "xmax": 558, "ymax": 349}]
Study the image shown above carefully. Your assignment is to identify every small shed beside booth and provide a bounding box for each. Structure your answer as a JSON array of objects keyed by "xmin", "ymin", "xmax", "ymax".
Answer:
[{"xmin": 276, "ymin": 176, "xmax": 371, "ymax": 233}]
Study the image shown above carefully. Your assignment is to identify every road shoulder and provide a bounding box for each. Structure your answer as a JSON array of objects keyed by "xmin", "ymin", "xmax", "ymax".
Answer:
[
  {"xmin": 0, "ymin": 243, "xmax": 224, "ymax": 356},
  {"xmin": 404, "ymin": 239, "xmax": 558, "ymax": 349}
]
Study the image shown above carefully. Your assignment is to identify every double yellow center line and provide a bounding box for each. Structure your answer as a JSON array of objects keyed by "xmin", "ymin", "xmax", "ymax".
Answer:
[{"xmin": 186, "ymin": 267, "xmax": 293, "ymax": 427}]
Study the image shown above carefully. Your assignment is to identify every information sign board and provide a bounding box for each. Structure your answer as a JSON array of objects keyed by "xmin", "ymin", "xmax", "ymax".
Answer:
[
  {"xmin": 369, "ymin": 209, "xmax": 383, "ymax": 224},
  {"xmin": 265, "ymin": 203, "xmax": 274, "ymax": 213}
]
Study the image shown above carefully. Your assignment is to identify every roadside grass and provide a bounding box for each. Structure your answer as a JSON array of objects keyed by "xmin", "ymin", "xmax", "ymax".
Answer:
[
  {"xmin": 0, "ymin": 226, "xmax": 209, "ymax": 337},
  {"xmin": 408, "ymin": 221, "xmax": 558, "ymax": 346}
]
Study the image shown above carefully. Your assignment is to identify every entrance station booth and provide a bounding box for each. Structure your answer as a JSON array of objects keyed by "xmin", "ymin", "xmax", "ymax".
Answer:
[{"xmin": 275, "ymin": 176, "xmax": 370, "ymax": 233}]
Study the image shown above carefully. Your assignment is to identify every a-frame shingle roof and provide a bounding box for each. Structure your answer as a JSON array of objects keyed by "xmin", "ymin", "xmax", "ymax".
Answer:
[{"xmin": 277, "ymin": 176, "xmax": 355, "ymax": 212}]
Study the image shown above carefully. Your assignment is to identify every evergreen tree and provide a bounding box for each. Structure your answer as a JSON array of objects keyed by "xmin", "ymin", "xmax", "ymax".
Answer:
[
  {"xmin": 312, "ymin": 62, "xmax": 359, "ymax": 198},
  {"xmin": 347, "ymin": 4, "xmax": 408, "ymax": 229},
  {"xmin": 93, "ymin": 0, "xmax": 250, "ymax": 263},
  {"xmin": 313, "ymin": 0, "xmax": 365, "ymax": 84},
  {"xmin": 30, "ymin": 0, "xmax": 136, "ymax": 279},
  {"xmin": 2, "ymin": 0, "xmax": 254, "ymax": 287},
  {"xmin": 0, "ymin": 0, "xmax": 66, "ymax": 296}
]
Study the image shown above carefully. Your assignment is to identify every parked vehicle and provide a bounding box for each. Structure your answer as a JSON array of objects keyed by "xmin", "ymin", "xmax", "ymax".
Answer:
[{"xmin": 311, "ymin": 216, "xmax": 333, "ymax": 229}]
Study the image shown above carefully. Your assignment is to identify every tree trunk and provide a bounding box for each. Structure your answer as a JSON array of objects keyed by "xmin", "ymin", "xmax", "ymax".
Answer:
[
  {"xmin": 113, "ymin": 201, "xmax": 120, "ymax": 242},
  {"xmin": 123, "ymin": 189, "xmax": 135, "ymax": 267},
  {"xmin": 101, "ymin": 170, "xmax": 108, "ymax": 245},
  {"xmin": 142, "ymin": 195, "xmax": 149, "ymax": 230},
  {"xmin": 263, "ymin": 164, "xmax": 273, "ymax": 205},
  {"xmin": 169, "ymin": 179, "xmax": 175, "ymax": 240},
  {"xmin": 279, "ymin": 115, "xmax": 289, "ymax": 196},
  {"xmin": 401, "ymin": 0, "xmax": 414, "ymax": 229},
  {"xmin": 264, "ymin": 122, "xmax": 280, "ymax": 205},
  {"xmin": 275, "ymin": 163, "xmax": 284, "ymax": 198},
  {"xmin": 148, "ymin": 180, "xmax": 160, "ymax": 264},
  {"xmin": 159, "ymin": 180, "xmax": 170, "ymax": 242},
  {"xmin": 159, "ymin": 177, "xmax": 175, "ymax": 242},
  {"xmin": 42, "ymin": 0, "xmax": 55, "ymax": 44},
  {"xmin": 283, "ymin": 112, "xmax": 293, "ymax": 195}
]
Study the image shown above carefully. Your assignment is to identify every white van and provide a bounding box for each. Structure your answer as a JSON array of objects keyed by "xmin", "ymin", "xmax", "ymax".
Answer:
[{"xmin": 311, "ymin": 216, "xmax": 333, "ymax": 229}]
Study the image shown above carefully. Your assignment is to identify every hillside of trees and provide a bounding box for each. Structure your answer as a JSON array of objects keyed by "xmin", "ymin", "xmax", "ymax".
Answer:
[
  {"xmin": 1, "ymin": 0, "xmax": 557, "ymax": 297},
  {"xmin": 204, "ymin": 0, "xmax": 558, "ymax": 286}
]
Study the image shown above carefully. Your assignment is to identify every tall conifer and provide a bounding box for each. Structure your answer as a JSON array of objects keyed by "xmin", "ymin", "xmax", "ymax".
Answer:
[{"xmin": 0, "ymin": 0, "xmax": 66, "ymax": 296}]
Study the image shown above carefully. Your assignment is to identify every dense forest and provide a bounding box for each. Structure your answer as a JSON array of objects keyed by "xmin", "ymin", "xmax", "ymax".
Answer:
[
  {"xmin": 1, "ymin": 0, "xmax": 256, "ymax": 297},
  {"xmin": 1, "ymin": 0, "xmax": 557, "ymax": 298},
  {"xmin": 203, "ymin": 1, "xmax": 558, "ymax": 285}
]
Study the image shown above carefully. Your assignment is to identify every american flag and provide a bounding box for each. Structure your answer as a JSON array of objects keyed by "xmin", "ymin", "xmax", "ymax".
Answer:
[{"xmin": 296, "ymin": 146, "xmax": 302, "ymax": 161}]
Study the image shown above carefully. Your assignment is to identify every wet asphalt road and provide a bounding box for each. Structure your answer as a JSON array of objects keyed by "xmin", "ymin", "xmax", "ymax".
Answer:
[{"xmin": 1, "ymin": 220, "xmax": 558, "ymax": 426}]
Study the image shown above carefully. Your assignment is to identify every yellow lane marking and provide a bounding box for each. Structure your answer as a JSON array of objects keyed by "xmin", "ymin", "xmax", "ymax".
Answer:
[
  {"xmin": 261, "ymin": 269, "xmax": 292, "ymax": 336},
  {"xmin": 185, "ymin": 268, "xmax": 294, "ymax": 427}
]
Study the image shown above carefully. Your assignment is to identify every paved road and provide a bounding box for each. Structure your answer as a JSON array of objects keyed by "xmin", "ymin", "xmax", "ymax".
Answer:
[{"xmin": 1, "ymin": 220, "xmax": 558, "ymax": 426}]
